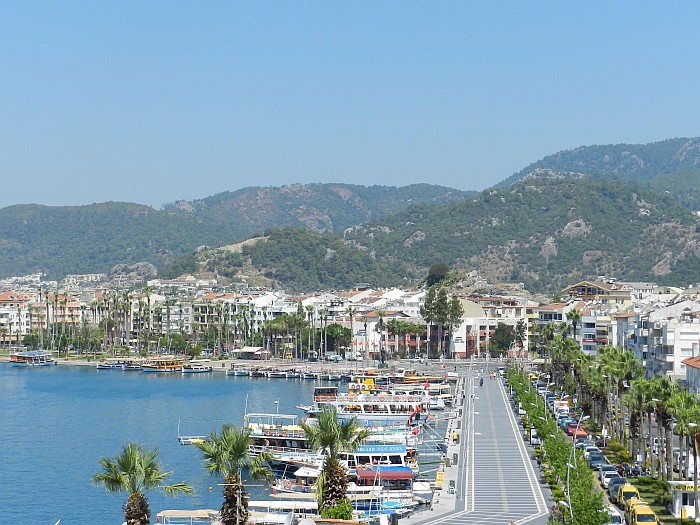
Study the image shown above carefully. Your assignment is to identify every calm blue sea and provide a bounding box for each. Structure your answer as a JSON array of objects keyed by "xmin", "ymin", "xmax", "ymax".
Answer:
[{"xmin": 0, "ymin": 364, "xmax": 319, "ymax": 525}]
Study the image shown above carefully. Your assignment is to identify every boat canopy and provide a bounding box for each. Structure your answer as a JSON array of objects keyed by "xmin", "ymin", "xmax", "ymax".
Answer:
[{"xmin": 293, "ymin": 466, "xmax": 320, "ymax": 478}]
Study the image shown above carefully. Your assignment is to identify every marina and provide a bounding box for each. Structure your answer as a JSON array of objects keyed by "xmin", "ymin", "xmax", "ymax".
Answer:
[{"xmin": 0, "ymin": 359, "xmax": 461, "ymax": 525}]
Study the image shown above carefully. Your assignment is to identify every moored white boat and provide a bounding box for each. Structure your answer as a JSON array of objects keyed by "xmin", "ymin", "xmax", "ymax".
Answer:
[
  {"xmin": 182, "ymin": 359, "xmax": 213, "ymax": 374},
  {"xmin": 155, "ymin": 509, "xmax": 219, "ymax": 524},
  {"xmin": 95, "ymin": 358, "xmax": 127, "ymax": 370},
  {"xmin": 247, "ymin": 500, "xmax": 319, "ymax": 524}
]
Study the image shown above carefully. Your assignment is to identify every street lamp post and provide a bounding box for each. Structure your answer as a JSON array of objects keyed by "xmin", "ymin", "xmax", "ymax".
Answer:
[{"xmin": 559, "ymin": 500, "xmax": 572, "ymax": 524}]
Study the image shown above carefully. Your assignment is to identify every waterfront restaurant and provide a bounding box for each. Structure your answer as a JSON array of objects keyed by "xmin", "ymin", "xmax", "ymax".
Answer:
[{"xmin": 230, "ymin": 346, "xmax": 270, "ymax": 360}]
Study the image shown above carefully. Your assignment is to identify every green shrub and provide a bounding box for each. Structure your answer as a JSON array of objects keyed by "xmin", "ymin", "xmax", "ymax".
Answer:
[{"xmin": 320, "ymin": 498, "xmax": 353, "ymax": 520}]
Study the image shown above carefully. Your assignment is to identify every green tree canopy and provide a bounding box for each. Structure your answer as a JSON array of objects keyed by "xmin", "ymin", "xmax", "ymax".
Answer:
[{"xmin": 92, "ymin": 442, "xmax": 193, "ymax": 525}]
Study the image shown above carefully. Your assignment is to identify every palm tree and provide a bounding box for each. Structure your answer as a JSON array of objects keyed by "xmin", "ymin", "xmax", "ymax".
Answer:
[
  {"xmin": 375, "ymin": 310, "xmax": 386, "ymax": 364},
  {"xmin": 600, "ymin": 345, "xmax": 642, "ymax": 445},
  {"xmin": 346, "ymin": 305, "xmax": 357, "ymax": 357},
  {"xmin": 196, "ymin": 425, "xmax": 274, "ymax": 525},
  {"xmin": 647, "ymin": 376, "xmax": 680, "ymax": 479},
  {"xmin": 683, "ymin": 404, "xmax": 700, "ymax": 517},
  {"xmin": 361, "ymin": 315, "xmax": 369, "ymax": 361},
  {"xmin": 300, "ymin": 408, "xmax": 369, "ymax": 516},
  {"xmin": 420, "ymin": 287, "xmax": 436, "ymax": 357},
  {"xmin": 668, "ymin": 390, "xmax": 698, "ymax": 481},
  {"xmin": 92, "ymin": 442, "xmax": 193, "ymax": 525},
  {"xmin": 306, "ymin": 305, "xmax": 315, "ymax": 357},
  {"xmin": 623, "ymin": 377, "xmax": 653, "ymax": 467},
  {"xmin": 566, "ymin": 308, "xmax": 581, "ymax": 342}
]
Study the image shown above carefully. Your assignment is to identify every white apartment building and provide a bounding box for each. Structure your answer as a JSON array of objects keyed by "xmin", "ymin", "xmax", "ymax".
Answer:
[{"xmin": 636, "ymin": 300, "xmax": 700, "ymax": 380}]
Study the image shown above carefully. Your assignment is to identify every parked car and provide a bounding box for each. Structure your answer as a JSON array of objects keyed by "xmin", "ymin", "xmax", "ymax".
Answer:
[
  {"xmin": 576, "ymin": 439, "xmax": 595, "ymax": 449},
  {"xmin": 608, "ymin": 477, "xmax": 628, "ymax": 503},
  {"xmin": 604, "ymin": 505, "xmax": 624, "ymax": 525},
  {"xmin": 624, "ymin": 497, "xmax": 648, "ymax": 525},
  {"xmin": 599, "ymin": 464, "xmax": 618, "ymax": 482},
  {"xmin": 588, "ymin": 454, "xmax": 608, "ymax": 470},
  {"xmin": 584, "ymin": 445, "xmax": 601, "ymax": 459},
  {"xmin": 603, "ymin": 472, "xmax": 623, "ymax": 489},
  {"xmin": 617, "ymin": 484, "xmax": 641, "ymax": 509},
  {"xmin": 566, "ymin": 421, "xmax": 584, "ymax": 435},
  {"xmin": 629, "ymin": 504, "xmax": 658, "ymax": 525}
]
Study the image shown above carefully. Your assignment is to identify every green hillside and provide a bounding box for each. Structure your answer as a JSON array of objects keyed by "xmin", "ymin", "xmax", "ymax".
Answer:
[
  {"xmin": 0, "ymin": 183, "xmax": 467, "ymax": 280},
  {"xmin": 497, "ymin": 137, "xmax": 700, "ymax": 208},
  {"xmin": 241, "ymin": 228, "xmax": 411, "ymax": 291},
  {"xmin": 162, "ymin": 183, "xmax": 473, "ymax": 236},
  {"xmin": 340, "ymin": 177, "xmax": 700, "ymax": 293},
  {"xmin": 0, "ymin": 203, "xmax": 219, "ymax": 279}
]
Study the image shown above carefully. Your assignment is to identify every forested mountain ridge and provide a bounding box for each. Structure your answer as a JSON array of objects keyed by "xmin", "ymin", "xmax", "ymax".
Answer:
[
  {"xmin": 0, "ymin": 202, "xmax": 221, "ymax": 278},
  {"xmin": 1, "ymin": 140, "xmax": 699, "ymax": 293},
  {"xmin": 340, "ymin": 176, "xmax": 700, "ymax": 294},
  {"xmin": 0, "ymin": 184, "xmax": 469, "ymax": 279},
  {"xmin": 162, "ymin": 183, "xmax": 473, "ymax": 236},
  {"xmin": 497, "ymin": 137, "xmax": 700, "ymax": 208}
]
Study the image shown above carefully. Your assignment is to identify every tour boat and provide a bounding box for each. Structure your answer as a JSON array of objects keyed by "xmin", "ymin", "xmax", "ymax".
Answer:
[
  {"xmin": 304, "ymin": 386, "xmax": 431, "ymax": 423},
  {"xmin": 271, "ymin": 463, "xmax": 425, "ymax": 517},
  {"xmin": 244, "ymin": 412, "xmax": 312, "ymax": 468},
  {"xmin": 181, "ymin": 359, "xmax": 213, "ymax": 374},
  {"xmin": 10, "ymin": 350, "xmax": 55, "ymax": 367},
  {"xmin": 141, "ymin": 356, "xmax": 187, "ymax": 373}
]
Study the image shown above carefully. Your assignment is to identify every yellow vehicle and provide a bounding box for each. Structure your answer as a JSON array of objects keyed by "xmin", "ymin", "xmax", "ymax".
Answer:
[
  {"xmin": 624, "ymin": 497, "xmax": 647, "ymax": 524},
  {"xmin": 617, "ymin": 484, "xmax": 640, "ymax": 508},
  {"xmin": 629, "ymin": 504, "xmax": 658, "ymax": 525}
]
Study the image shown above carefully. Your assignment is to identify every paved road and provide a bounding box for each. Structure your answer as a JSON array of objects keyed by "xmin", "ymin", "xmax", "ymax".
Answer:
[{"xmin": 404, "ymin": 366, "xmax": 551, "ymax": 525}]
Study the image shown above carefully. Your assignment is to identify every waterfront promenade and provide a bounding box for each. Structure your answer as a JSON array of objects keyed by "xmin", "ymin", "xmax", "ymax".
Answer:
[{"xmin": 404, "ymin": 366, "xmax": 552, "ymax": 525}]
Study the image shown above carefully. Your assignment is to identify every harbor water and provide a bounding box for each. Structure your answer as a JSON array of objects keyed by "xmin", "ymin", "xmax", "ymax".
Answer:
[
  {"xmin": 0, "ymin": 363, "xmax": 450, "ymax": 525},
  {"xmin": 0, "ymin": 364, "xmax": 321, "ymax": 525}
]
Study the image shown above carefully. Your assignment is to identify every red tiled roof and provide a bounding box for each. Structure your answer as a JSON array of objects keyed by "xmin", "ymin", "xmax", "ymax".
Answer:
[
  {"xmin": 682, "ymin": 356, "xmax": 700, "ymax": 369},
  {"xmin": 538, "ymin": 303, "xmax": 569, "ymax": 310}
]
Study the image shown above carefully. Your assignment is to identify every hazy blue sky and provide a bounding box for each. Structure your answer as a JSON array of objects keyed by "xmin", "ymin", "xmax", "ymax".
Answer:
[{"xmin": 2, "ymin": 2, "xmax": 699, "ymax": 209}]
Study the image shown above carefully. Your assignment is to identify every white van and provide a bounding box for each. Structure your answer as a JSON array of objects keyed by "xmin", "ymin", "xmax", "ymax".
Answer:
[{"xmin": 604, "ymin": 505, "xmax": 623, "ymax": 525}]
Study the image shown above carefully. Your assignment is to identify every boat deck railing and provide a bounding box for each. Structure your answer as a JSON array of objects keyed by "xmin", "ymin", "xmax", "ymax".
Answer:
[{"xmin": 249, "ymin": 444, "xmax": 311, "ymax": 457}]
